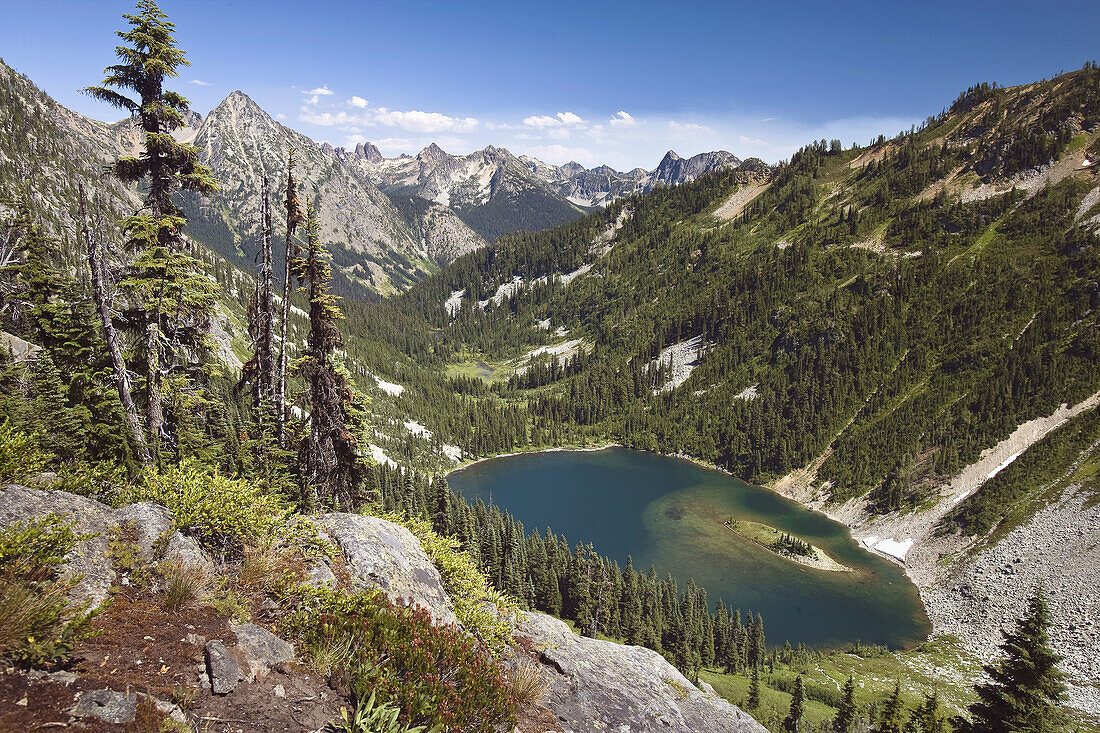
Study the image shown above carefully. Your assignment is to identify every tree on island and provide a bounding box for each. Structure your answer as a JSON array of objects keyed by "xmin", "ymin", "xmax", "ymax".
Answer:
[{"xmin": 954, "ymin": 589, "xmax": 1067, "ymax": 733}]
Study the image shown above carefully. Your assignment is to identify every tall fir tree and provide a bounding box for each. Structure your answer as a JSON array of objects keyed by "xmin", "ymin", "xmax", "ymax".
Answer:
[
  {"xmin": 956, "ymin": 590, "xmax": 1067, "ymax": 733},
  {"xmin": 295, "ymin": 200, "xmax": 360, "ymax": 508},
  {"xmin": 832, "ymin": 675, "xmax": 858, "ymax": 733},
  {"xmin": 84, "ymin": 0, "xmax": 218, "ymax": 456},
  {"xmin": 277, "ymin": 150, "xmax": 306, "ymax": 448},
  {"xmin": 875, "ymin": 682, "xmax": 905, "ymax": 733},
  {"xmin": 783, "ymin": 675, "xmax": 805, "ymax": 733},
  {"xmin": 747, "ymin": 665, "xmax": 761, "ymax": 710}
]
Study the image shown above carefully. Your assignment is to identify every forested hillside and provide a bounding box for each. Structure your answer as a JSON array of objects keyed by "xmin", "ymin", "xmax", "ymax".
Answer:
[{"xmin": 363, "ymin": 64, "xmax": 1100, "ymax": 537}]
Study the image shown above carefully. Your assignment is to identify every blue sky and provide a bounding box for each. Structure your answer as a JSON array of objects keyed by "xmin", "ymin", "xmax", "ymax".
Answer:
[{"xmin": 2, "ymin": 1, "xmax": 1098, "ymax": 168}]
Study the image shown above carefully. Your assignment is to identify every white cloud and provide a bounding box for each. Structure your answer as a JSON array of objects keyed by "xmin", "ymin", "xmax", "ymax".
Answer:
[
  {"xmin": 276, "ymin": 113, "xmax": 286, "ymax": 120},
  {"xmin": 373, "ymin": 108, "xmax": 478, "ymax": 133},
  {"xmin": 306, "ymin": 86, "xmax": 334, "ymax": 96},
  {"xmin": 523, "ymin": 114, "xmax": 561, "ymax": 128},
  {"xmin": 348, "ymin": 96, "xmax": 368, "ymax": 108},
  {"xmin": 547, "ymin": 128, "xmax": 571, "ymax": 140},
  {"xmin": 739, "ymin": 135, "xmax": 768, "ymax": 146},
  {"xmin": 299, "ymin": 108, "xmax": 363, "ymax": 127},
  {"xmin": 610, "ymin": 111, "xmax": 637, "ymax": 128},
  {"xmin": 190, "ymin": 79, "xmax": 211, "ymax": 87},
  {"xmin": 524, "ymin": 111, "xmax": 585, "ymax": 128}
]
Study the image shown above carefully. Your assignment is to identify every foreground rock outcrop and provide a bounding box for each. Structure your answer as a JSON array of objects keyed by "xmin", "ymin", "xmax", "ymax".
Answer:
[
  {"xmin": 0, "ymin": 484, "xmax": 766, "ymax": 731},
  {"xmin": 517, "ymin": 612, "xmax": 766, "ymax": 733},
  {"xmin": 0, "ymin": 484, "xmax": 212, "ymax": 609}
]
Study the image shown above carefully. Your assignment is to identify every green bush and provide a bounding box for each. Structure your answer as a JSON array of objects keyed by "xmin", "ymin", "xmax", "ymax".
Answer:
[
  {"xmin": 378, "ymin": 512, "xmax": 515, "ymax": 652},
  {"xmin": 0, "ymin": 516, "xmax": 96, "ymax": 664},
  {"xmin": 0, "ymin": 420, "xmax": 50, "ymax": 484},
  {"xmin": 288, "ymin": 589, "xmax": 516, "ymax": 732},
  {"xmin": 130, "ymin": 459, "xmax": 292, "ymax": 556},
  {"xmin": 53, "ymin": 460, "xmax": 129, "ymax": 505},
  {"xmin": 337, "ymin": 691, "xmax": 439, "ymax": 733}
]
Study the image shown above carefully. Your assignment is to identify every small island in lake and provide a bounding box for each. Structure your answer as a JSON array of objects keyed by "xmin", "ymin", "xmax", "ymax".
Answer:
[{"xmin": 724, "ymin": 520, "xmax": 853, "ymax": 573}]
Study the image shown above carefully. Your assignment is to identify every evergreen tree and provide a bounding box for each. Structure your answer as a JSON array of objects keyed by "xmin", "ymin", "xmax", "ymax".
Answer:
[
  {"xmin": 747, "ymin": 665, "xmax": 761, "ymax": 710},
  {"xmin": 782, "ymin": 675, "xmax": 805, "ymax": 733},
  {"xmin": 277, "ymin": 150, "xmax": 306, "ymax": 448},
  {"xmin": 875, "ymin": 682, "xmax": 905, "ymax": 733},
  {"xmin": 956, "ymin": 590, "xmax": 1067, "ymax": 733},
  {"xmin": 911, "ymin": 693, "xmax": 946, "ymax": 733},
  {"xmin": 832, "ymin": 675, "xmax": 858, "ymax": 733},
  {"xmin": 84, "ymin": 0, "xmax": 218, "ymax": 454},
  {"xmin": 295, "ymin": 201, "xmax": 360, "ymax": 508}
]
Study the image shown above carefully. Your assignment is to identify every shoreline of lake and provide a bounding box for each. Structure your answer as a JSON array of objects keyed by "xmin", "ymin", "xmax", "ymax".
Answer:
[{"xmin": 447, "ymin": 446, "xmax": 931, "ymax": 650}]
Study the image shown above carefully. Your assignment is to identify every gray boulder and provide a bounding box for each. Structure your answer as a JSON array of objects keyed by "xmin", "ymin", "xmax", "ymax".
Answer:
[
  {"xmin": 0, "ymin": 485, "xmax": 117, "ymax": 609},
  {"xmin": 516, "ymin": 612, "xmax": 766, "ymax": 733},
  {"xmin": 71, "ymin": 689, "xmax": 137, "ymax": 724},
  {"xmin": 205, "ymin": 639, "xmax": 242, "ymax": 695},
  {"xmin": 317, "ymin": 513, "xmax": 457, "ymax": 626},
  {"xmin": 0, "ymin": 485, "xmax": 215, "ymax": 610},
  {"xmin": 231, "ymin": 622, "xmax": 295, "ymax": 680}
]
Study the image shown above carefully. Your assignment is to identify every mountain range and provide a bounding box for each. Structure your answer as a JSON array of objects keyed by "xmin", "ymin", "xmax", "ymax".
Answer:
[{"xmin": 0, "ymin": 57, "xmax": 741, "ymax": 298}]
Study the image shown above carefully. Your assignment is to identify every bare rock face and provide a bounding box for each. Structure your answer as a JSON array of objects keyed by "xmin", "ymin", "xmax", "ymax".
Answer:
[
  {"xmin": 231, "ymin": 622, "xmax": 296, "ymax": 681},
  {"xmin": 317, "ymin": 513, "xmax": 458, "ymax": 626},
  {"xmin": 71, "ymin": 689, "xmax": 137, "ymax": 724},
  {"xmin": 204, "ymin": 639, "xmax": 243, "ymax": 695},
  {"xmin": 517, "ymin": 612, "xmax": 767, "ymax": 733},
  {"xmin": 0, "ymin": 485, "xmax": 214, "ymax": 610}
]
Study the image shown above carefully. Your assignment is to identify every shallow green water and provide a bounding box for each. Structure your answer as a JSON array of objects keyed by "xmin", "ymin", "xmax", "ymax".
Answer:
[{"xmin": 447, "ymin": 447, "xmax": 930, "ymax": 650}]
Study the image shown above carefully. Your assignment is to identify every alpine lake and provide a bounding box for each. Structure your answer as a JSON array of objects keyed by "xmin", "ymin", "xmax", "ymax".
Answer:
[{"xmin": 447, "ymin": 447, "xmax": 931, "ymax": 650}]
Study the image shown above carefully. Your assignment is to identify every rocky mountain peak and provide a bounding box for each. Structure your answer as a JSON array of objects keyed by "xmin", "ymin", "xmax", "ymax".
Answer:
[
  {"xmin": 418, "ymin": 142, "xmax": 449, "ymax": 165},
  {"xmin": 355, "ymin": 141, "xmax": 383, "ymax": 164}
]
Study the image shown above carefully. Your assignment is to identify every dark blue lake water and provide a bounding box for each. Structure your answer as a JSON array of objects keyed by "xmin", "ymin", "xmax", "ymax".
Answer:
[{"xmin": 448, "ymin": 447, "xmax": 930, "ymax": 649}]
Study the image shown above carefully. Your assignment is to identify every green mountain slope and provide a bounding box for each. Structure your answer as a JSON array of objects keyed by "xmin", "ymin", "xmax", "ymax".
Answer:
[{"xmin": 368, "ymin": 64, "xmax": 1100, "ymax": 531}]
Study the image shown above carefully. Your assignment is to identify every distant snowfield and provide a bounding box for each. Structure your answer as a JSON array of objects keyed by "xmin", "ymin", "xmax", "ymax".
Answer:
[
  {"xmin": 368, "ymin": 443, "xmax": 397, "ymax": 468},
  {"xmin": 733, "ymin": 384, "xmax": 759, "ymax": 401},
  {"xmin": 945, "ymin": 393, "xmax": 1100, "ymax": 506},
  {"xmin": 478, "ymin": 276, "xmax": 525, "ymax": 309},
  {"xmin": 445, "ymin": 289, "xmax": 465, "ymax": 317},
  {"xmin": 372, "ymin": 375, "xmax": 405, "ymax": 397},
  {"xmin": 861, "ymin": 535, "xmax": 915, "ymax": 562},
  {"xmin": 441, "ymin": 444, "xmax": 463, "ymax": 462},
  {"xmin": 525, "ymin": 338, "xmax": 584, "ymax": 361},
  {"xmin": 404, "ymin": 420, "xmax": 432, "ymax": 439},
  {"xmin": 652, "ymin": 335, "xmax": 706, "ymax": 392}
]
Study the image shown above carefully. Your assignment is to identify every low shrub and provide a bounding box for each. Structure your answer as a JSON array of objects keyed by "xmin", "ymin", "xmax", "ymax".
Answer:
[
  {"xmin": 376, "ymin": 512, "xmax": 516, "ymax": 652},
  {"xmin": 0, "ymin": 516, "xmax": 96, "ymax": 664},
  {"xmin": 131, "ymin": 459, "xmax": 292, "ymax": 556},
  {"xmin": 337, "ymin": 691, "xmax": 439, "ymax": 733},
  {"xmin": 53, "ymin": 460, "xmax": 129, "ymax": 506},
  {"xmin": 288, "ymin": 589, "xmax": 516, "ymax": 732},
  {"xmin": 0, "ymin": 420, "xmax": 50, "ymax": 484}
]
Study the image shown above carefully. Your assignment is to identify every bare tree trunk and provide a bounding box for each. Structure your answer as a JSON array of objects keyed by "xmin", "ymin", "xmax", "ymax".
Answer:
[
  {"xmin": 145, "ymin": 318, "xmax": 162, "ymax": 448},
  {"xmin": 78, "ymin": 184, "xmax": 150, "ymax": 463},
  {"xmin": 259, "ymin": 177, "xmax": 276, "ymax": 405},
  {"xmin": 277, "ymin": 151, "xmax": 304, "ymax": 448}
]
